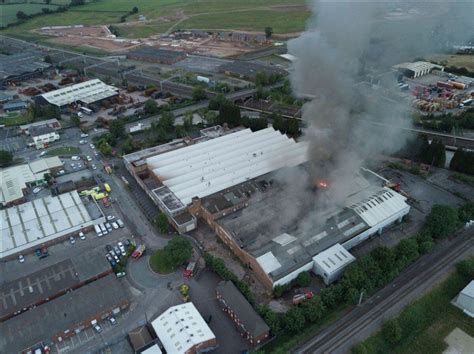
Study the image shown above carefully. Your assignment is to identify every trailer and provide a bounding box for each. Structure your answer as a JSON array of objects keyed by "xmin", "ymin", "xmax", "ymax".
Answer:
[{"xmin": 437, "ymin": 81, "xmax": 454, "ymax": 89}]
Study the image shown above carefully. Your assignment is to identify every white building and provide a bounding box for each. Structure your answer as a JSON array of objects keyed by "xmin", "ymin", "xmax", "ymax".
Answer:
[
  {"xmin": 0, "ymin": 191, "xmax": 103, "ymax": 259},
  {"xmin": 38, "ymin": 79, "xmax": 118, "ymax": 108},
  {"xmin": 151, "ymin": 302, "xmax": 217, "ymax": 354},
  {"xmin": 313, "ymin": 243, "xmax": 356, "ymax": 285},
  {"xmin": 30, "ymin": 126, "xmax": 60, "ymax": 149},
  {"xmin": 393, "ymin": 61, "xmax": 444, "ymax": 78},
  {"xmin": 454, "ymin": 280, "xmax": 474, "ymax": 318}
]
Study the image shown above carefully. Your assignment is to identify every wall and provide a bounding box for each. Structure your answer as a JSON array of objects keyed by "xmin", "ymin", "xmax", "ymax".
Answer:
[{"xmin": 272, "ymin": 260, "xmax": 314, "ymax": 288}]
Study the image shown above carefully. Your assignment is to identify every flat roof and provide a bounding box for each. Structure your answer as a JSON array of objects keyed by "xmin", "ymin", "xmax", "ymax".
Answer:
[
  {"xmin": 219, "ymin": 61, "xmax": 287, "ymax": 78},
  {"xmin": 216, "ymin": 281, "xmax": 269, "ymax": 338},
  {"xmin": 40, "ymin": 79, "xmax": 119, "ymax": 107},
  {"xmin": 312, "ymin": 243, "xmax": 356, "ymax": 275},
  {"xmin": 147, "ymin": 128, "xmax": 309, "ymax": 206},
  {"xmin": 1, "ymin": 164, "xmax": 36, "ymax": 204},
  {"xmin": 20, "ymin": 118, "xmax": 61, "ymax": 131},
  {"xmin": 151, "ymin": 302, "xmax": 215, "ymax": 354},
  {"xmin": 393, "ymin": 61, "xmax": 444, "ymax": 73},
  {"xmin": 29, "ymin": 156, "xmax": 63, "ymax": 174},
  {"xmin": 128, "ymin": 47, "xmax": 186, "ymax": 60},
  {"xmin": 0, "ymin": 51, "xmax": 50, "ymax": 81},
  {"xmin": 0, "ymin": 191, "xmax": 95, "ymax": 259},
  {"xmin": 0, "ymin": 275, "xmax": 128, "ymax": 353},
  {"xmin": 30, "ymin": 126, "xmax": 55, "ymax": 137}
]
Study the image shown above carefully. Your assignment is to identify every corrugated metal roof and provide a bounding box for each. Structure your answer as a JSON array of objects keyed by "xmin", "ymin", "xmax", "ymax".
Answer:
[
  {"xmin": 312, "ymin": 243, "xmax": 355, "ymax": 275},
  {"xmin": 40, "ymin": 79, "xmax": 118, "ymax": 107},
  {"xmin": 148, "ymin": 128, "xmax": 309, "ymax": 205}
]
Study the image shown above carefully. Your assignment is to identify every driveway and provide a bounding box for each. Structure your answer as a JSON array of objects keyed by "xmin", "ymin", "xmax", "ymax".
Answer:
[{"xmin": 127, "ymin": 255, "xmax": 180, "ymax": 290}]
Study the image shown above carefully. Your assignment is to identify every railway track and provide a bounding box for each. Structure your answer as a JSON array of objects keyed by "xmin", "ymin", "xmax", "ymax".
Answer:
[{"xmin": 297, "ymin": 232, "xmax": 474, "ymax": 354}]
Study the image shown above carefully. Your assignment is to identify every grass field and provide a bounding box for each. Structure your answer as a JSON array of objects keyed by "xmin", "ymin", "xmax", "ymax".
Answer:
[
  {"xmin": 1, "ymin": 0, "xmax": 308, "ymax": 38},
  {"xmin": 427, "ymin": 54, "xmax": 474, "ymax": 72},
  {"xmin": 0, "ymin": 113, "xmax": 33, "ymax": 126},
  {"xmin": 47, "ymin": 146, "xmax": 81, "ymax": 156},
  {"xmin": 149, "ymin": 249, "xmax": 175, "ymax": 274},
  {"xmin": 359, "ymin": 265, "xmax": 474, "ymax": 354}
]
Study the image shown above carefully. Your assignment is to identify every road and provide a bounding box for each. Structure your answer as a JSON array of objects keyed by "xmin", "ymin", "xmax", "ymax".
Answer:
[{"xmin": 296, "ymin": 229, "xmax": 474, "ymax": 354}]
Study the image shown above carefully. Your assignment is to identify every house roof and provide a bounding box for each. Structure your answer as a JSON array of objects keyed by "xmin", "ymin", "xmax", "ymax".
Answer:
[
  {"xmin": 30, "ymin": 125, "xmax": 55, "ymax": 137},
  {"xmin": 216, "ymin": 280, "xmax": 270, "ymax": 338}
]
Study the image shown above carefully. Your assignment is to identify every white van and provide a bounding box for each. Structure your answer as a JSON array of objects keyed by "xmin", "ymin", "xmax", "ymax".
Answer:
[
  {"xmin": 94, "ymin": 224, "xmax": 102, "ymax": 237},
  {"xmin": 99, "ymin": 223, "xmax": 108, "ymax": 235}
]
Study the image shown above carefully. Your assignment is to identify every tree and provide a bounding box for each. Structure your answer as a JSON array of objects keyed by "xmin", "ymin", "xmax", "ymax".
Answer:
[
  {"xmin": 132, "ymin": 6, "xmax": 138, "ymax": 13},
  {"xmin": 424, "ymin": 204, "xmax": 459, "ymax": 239},
  {"xmin": 287, "ymin": 118, "xmax": 300, "ymax": 136},
  {"xmin": 382, "ymin": 318, "xmax": 402, "ymax": 345},
  {"xmin": 70, "ymin": 0, "xmax": 85, "ymax": 6},
  {"xmin": 272, "ymin": 113, "xmax": 285, "ymax": 133},
  {"xmin": 109, "ymin": 119, "xmax": 125, "ymax": 140},
  {"xmin": 192, "ymin": 86, "xmax": 207, "ymax": 101},
  {"xmin": 217, "ymin": 101, "xmax": 241, "ymax": 127},
  {"xmin": 456, "ymin": 259, "xmax": 474, "ymax": 278},
  {"xmin": 155, "ymin": 213, "xmax": 169, "ymax": 233},
  {"xmin": 265, "ymin": 26, "xmax": 273, "ymax": 39},
  {"xmin": 159, "ymin": 111, "xmax": 175, "ymax": 133},
  {"xmin": 45, "ymin": 0, "xmax": 51, "ymax": 4},
  {"xmin": 70, "ymin": 115, "xmax": 81, "ymax": 127},
  {"xmin": 16, "ymin": 11, "xmax": 28, "ymax": 20},
  {"xmin": 458, "ymin": 202, "xmax": 474, "ymax": 223},
  {"xmin": 300, "ymin": 297, "xmax": 325, "ymax": 324},
  {"xmin": 295, "ymin": 271, "xmax": 311, "ymax": 287},
  {"xmin": 255, "ymin": 71, "xmax": 268, "ymax": 86},
  {"xmin": 430, "ymin": 138, "xmax": 446, "ymax": 167},
  {"xmin": 0, "ymin": 150, "xmax": 13, "ymax": 167},
  {"xmin": 99, "ymin": 141, "xmax": 112, "ymax": 156},
  {"xmin": 42, "ymin": 8, "xmax": 52, "ymax": 14},
  {"xmin": 44, "ymin": 55, "xmax": 53, "ymax": 64},
  {"xmin": 144, "ymin": 99, "xmax": 159, "ymax": 114},
  {"xmin": 282, "ymin": 307, "xmax": 305, "ymax": 333},
  {"xmin": 43, "ymin": 173, "xmax": 52, "ymax": 185},
  {"xmin": 394, "ymin": 238, "xmax": 419, "ymax": 270},
  {"xmin": 352, "ymin": 343, "xmax": 368, "ymax": 354},
  {"xmin": 450, "ymin": 148, "xmax": 474, "ymax": 175},
  {"xmin": 164, "ymin": 236, "xmax": 193, "ymax": 267},
  {"xmin": 208, "ymin": 93, "xmax": 227, "ymax": 110},
  {"xmin": 183, "ymin": 112, "xmax": 193, "ymax": 131}
]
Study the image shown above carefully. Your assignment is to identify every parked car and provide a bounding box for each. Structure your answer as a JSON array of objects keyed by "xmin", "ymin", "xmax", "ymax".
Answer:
[
  {"xmin": 57, "ymin": 169, "xmax": 65, "ymax": 175},
  {"xmin": 105, "ymin": 244, "xmax": 113, "ymax": 253},
  {"xmin": 112, "ymin": 222, "xmax": 119, "ymax": 230},
  {"xmin": 39, "ymin": 151, "xmax": 47, "ymax": 157},
  {"xmin": 35, "ymin": 246, "xmax": 49, "ymax": 259},
  {"xmin": 91, "ymin": 164, "xmax": 97, "ymax": 170},
  {"xmin": 71, "ymin": 156, "xmax": 81, "ymax": 161},
  {"xmin": 79, "ymin": 140, "xmax": 87, "ymax": 145},
  {"xmin": 89, "ymin": 143, "xmax": 95, "ymax": 149},
  {"xmin": 18, "ymin": 254, "xmax": 25, "ymax": 263},
  {"xmin": 81, "ymin": 133, "xmax": 89, "ymax": 138},
  {"xmin": 116, "ymin": 272, "xmax": 126, "ymax": 278},
  {"xmin": 86, "ymin": 155, "xmax": 92, "ymax": 161},
  {"xmin": 105, "ymin": 223, "xmax": 112, "ymax": 232},
  {"xmin": 33, "ymin": 187, "xmax": 43, "ymax": 194},
  {"xmin": 113, "ymin": 246, "xmax": 121, "ymax": 257},
  {"xmin": 106, "ymin": 215, "xmax": 115, "ymax": 221},
  {"xmin": 79, "ymin": 231, "xmax": 86, "ymax": 240},
  {"xmin": 116, "ymin": 219, "xmax": 124, "ymax": 228},
  {"xmin": 124, "ymin": 239, "xmax": 131, "ymax": 248},
  {"xmin": 92, "ymin": 323, "xmax": 102, "ymax": 334},
  {"xmin": 69, "ymin": 236, "xmax": 76, "ymax": 245},
  {"xmin": 118, "ymin": 241, "xmax": 126, "ymax": 256},
  {"xmin": 108, "ymin": 316, "xmax": 117, "ymax": 326}
]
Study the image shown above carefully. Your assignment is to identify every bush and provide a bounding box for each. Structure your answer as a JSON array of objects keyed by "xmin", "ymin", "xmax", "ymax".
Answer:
[
  {"xmin": 424, "ymin": 204, "xmax": 459, "ymax": 239},
  {"xmin": 458, "ymin": 202, "xmax": 474, "ymax": 223},
  {"xmin": 456, "ymin": 259, "xmax": 474, "ymax": 278},
  {"xmin": 382, "ymin": 318, "xmax": 402, "ymax": 345},
  {"xmin": 352, "ymin": 342, "xmax": 368, "ymax": 354},
  {"xmin": 295, "ymin": 271, "xmax": 311, "ymax": 287}
]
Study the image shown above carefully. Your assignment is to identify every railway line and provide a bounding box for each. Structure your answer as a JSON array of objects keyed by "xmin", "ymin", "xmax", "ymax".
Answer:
[{"xmin": 296, "ymin": 231, "xmax": 474, "ymax": 354}]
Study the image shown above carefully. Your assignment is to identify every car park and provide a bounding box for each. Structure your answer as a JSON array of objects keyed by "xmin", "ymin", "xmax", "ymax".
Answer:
[
  {"xmin": 71, "ymin": 156, "xmax": 81, "ymax": 161},
  {"xmin": 112, "ymin": 222, "xmax": 119, "ymax": 230},
  {"xmin": 116, "ymin": 219, "xmax": 124, "ymax": 228},
  {"xmin": 69, "ymin": 236, "xmax": 76, "ymax": 245},
  {"xmin": 108, "ymin": 316, "xmax": 117, "ymax": 325},
  {"xmin": 106, "ymin": 215, "xmax": 115, "ymax": 221},
  {"xmin": 18, "ymin": 254, "xmax": 25, "ymax": 263},
  {"xmin": 79, "ymin": 231, "xmax": 86, "ymax": 240}
]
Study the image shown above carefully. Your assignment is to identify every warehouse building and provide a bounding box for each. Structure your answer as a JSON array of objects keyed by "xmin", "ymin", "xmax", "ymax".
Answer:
[
  {"xmin": 127, "ymin": 47, "xmax": 186, "ymax": 64},
  {"xmin": 0, "ymin": 50, "xmax": 51, "ymax": 85},
  {"xmin": 0, "ymin": 275, "xmax": 129, "ymax": 353},
  {"xmin": 312, "ymin": 244, "xmax": 356, "ymax": 285},
  {"xmin": 393, "ymin": 61, "xmax": 444, "ymax": 78},
  {"xmin": 151, "ymin": 302, "xmax": 217, "ymax": 354},
  {"xmin": 216, "ymin": 281, "xmax": 270, "ymax": 346},
  {"xmin": 29, "ymin": 125, "xmax": 60, "ymax": 149},
  {"xmin": 0, "ymin": 157, "xmax": 63, "ymax": 207},
  {"xmin": 218, "ymin": 61, "xmax": 287, "ymax": 81},
  {"xmin": 20, "ymin": 118, "xmax": 61, "ymax": 135},
  {"xmin": 453, "ymin": 280, "xmax": 474, "ymax": 318},
  {"xmin": 0, "ymin": 190, "xmax": 104, "ymax": 259},
  {"xmin": 3, "ymin": 100, "xmax": 28, "ymax": 112},
  {"xmin": 0, "ymin": 248, "xmax": 111, "ymax": 321},
  {"xmin": 36, "ymin": 78, "xmax": 119, "ymax": 108}
]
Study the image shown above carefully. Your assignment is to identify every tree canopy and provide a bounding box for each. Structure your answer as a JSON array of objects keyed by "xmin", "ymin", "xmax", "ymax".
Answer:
[
  {"xmin": 424, "ymin": 204, "xmax": 459, "ymax": 239},
  {"xmin": 0, "ymin": 150, "xmax": 13, "ymax": 167},
  {"xmin": 164, "ymin": 236, "xmax": 193, "ymax": 267},
  {"xmin": 192, "ymin": 86, "xmax": 207, "ymax": 101}
]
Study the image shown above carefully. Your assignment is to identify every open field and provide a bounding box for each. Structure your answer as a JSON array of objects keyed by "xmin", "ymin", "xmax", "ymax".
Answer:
[
  {"xmin": 47, "ymin": 146, "xmax": 81, "ymax": 156},
  {"xmin": 427, "ymin": 54, "xmax": 474, "ymax": 72},
  {"xmin": 1, "ymin": 0, "xmax": 308, "ymax": 40},
  {"xmin": 0, "ymin": 113, "xmax": 32, "ymax": 127},
  {"xmin": 360, "ymin": 263, "xmax": 474, "ymax": 354}
]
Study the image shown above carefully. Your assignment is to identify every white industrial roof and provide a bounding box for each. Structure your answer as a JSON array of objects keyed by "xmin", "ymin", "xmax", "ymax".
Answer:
[
  {"xmin": 147, "ymin": 128, "xmax": 309, "ymax": 205},
  {"xmin": 40, "ymin": 79, "xmax": 118, "ymax": 107},
  {"xmin": 151, "ymin": 302, "xmax": 215, "ymax": 354},
  {"xmin": 279, "ymin": 53, "xmax": 297, "ymax": 62},
  {"xmin": 0, "ymin": 191, "xmax": 94, "ymax": 259},
  {"xmin": 1, "ymin": 164, "xmax": 36, "ymax": 204},
  {"xmin": 348, "ymin": 188, "xmax": 410, "ymax": 227},
  {"xmin": 140, "ymin": 345, "xmax": 163, "ymax": 354},
  {"xmin": 29, "ymin": 156, "xmax": 63, "ymax": 174},
  {"xmin": 312, "ymin": 243, "xmax": 355, "ymax": 275},
  {"xmin": 461, "ymin": 281, "xmax": 474, "ymax": 299},
  {"xmin": 257, "ymin": 251, "xmax": 282, "ymax": 274},
  {"xmin": 393, "ymin": 61, "xmax": 443, "ymax": 73}
]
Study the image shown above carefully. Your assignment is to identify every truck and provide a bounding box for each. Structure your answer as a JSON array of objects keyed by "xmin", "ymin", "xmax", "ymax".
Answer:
[
  {"xmin": 93, "ymin": 192, "xmax": 107, "ymax": 200},
  {"xmin": 104, "ymin": 183, "xmax": 111, "ymax": 193},
  {"xmin": 129, "ymin": 123, "xmax": 144, "ymax": 133},
  {"xmin": 462, "ymin": 98, "xmax": 473, "ymax": 106},
  {"xmin": 292, "ymin": 291, "xmax": 314, "ymax": 305},
  {"xmin": 183, "ymin": 262, "xmax": 196, "ymax": 278},
  {"xmin": 437, "ymin": 81, "xmax": 454, "ymax": 89},
  {"xmin": 451, "ymin": 81, "xmax": 467, "ymax": 90},
  {"xmin": 131, "ymin": 244, "xmax": 146, "ymax": 259},
  {"xmin": 94, "ymin": 224, "xmax": 103, "ymax": 237}
]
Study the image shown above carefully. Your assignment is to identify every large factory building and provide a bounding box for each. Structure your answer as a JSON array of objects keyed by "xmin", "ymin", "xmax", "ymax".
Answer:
[{"xmin": 124, "ymin": 126, "xmax": 411, "ymax": 289}]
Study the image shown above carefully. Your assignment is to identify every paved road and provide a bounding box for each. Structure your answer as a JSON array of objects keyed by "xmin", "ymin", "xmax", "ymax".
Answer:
[{"xmin": 296, "ymin": 229, "xmax": 474, "ymax": 354}]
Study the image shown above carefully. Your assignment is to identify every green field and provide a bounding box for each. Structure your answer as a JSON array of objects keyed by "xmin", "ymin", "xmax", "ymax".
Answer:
[
  {"xmin": 47, "ymin": 146, "xmax": 81, "ymax": 156},
  {"xmin": 0, "ymin": 113, "xmax": 33, "ymax": 126},
  {"xmin": 1, "ymin": 0, "xmax": 308, "ymax": 39}
]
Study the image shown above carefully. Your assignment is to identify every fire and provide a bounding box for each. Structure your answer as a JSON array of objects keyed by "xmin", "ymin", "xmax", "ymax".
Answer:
[{"xmin": 317, "ymin": 180, "xmax": 329, "ymax": 189}]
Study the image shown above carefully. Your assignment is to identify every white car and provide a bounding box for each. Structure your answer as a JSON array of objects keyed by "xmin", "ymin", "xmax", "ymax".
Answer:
[
  {"xmin": 91, "ymin": 164, "xmax": 97, "ymax": 170},
  {"xmin": 106, "ymin": 215, "xmax": 115, "ymax": 221},
  {"xmin": 116, "ymin": 219, "xmax": 124, "ymax": 228},
  {"xmin": 118, "ymin": 241, "xmax": 126, "ymax": 256},
  {"xmin": 77, "ymin": 164, "xmax": 82, "ymax": 168},
  {"xmin": 81, "ymin": 133, "xmax": 89, "ymax": 138},
  {"xmin": 71, "ymin": 156, "xmax": 81, "ymax": 161},
  {"xmin": 86, "ymin": 156, "xmax": 92, "ymax": 161},
  {"xmin": 79, "ymin": 140, "xmax": 87, "ymax": 145},
  {"xmin": 69, "ymin": 236, "xmax": 76, "ymax": 245},
  {"xmin": 18, "ymin": 254, "xmax": 25, "ymax": 263},
  {"xmin": 57, "ymin": 170, "xmax": 65, "ymax": 175},
  {"xmin": 92, "ymin": 324, "xmax": 103, "ymax": 333},
  {"xmin": 90, "ymin": 143, "xmax": 95, "ymax": 149},
  {"xmin": 111, "ymin": 222, "xmax": 119, "ymax": 230},
  {"xmin": 33, "ymin": 187, "xmax": 43, "ymax": 194},
  {"xmin": 108, "ymin": 316, "xmax": 117, "ymax": 325},
  {"xmin": 79, "ymin": 231, "xmax": 86, "ymax": 240},
  {"xmin": 105, "ymin": 223, "xmax": 112, "ymax": 232},
  {"xmin": 39, "ymin": 151, "xmax": 47, "ymax": 157}
]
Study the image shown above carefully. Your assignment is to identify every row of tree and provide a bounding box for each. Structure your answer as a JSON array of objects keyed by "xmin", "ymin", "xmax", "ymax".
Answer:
[{"xmin": 449, "ymin": 148, "xmax": 474, "ymax": 175}]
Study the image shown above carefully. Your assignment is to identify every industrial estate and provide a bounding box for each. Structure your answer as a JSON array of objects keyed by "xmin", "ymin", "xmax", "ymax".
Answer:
[{"xmin": 0, "ymin": 1, "xmax": 473, "ymax": 354}]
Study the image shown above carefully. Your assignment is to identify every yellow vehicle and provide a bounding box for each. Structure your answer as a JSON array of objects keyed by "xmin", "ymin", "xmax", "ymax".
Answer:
[
  {"xmin": 104, "ymin": 183, "xmax": 111, "ymax": 193},
  {"xmin": 92, "ymin": 192, "xmax": 108, "ymax": 200}
]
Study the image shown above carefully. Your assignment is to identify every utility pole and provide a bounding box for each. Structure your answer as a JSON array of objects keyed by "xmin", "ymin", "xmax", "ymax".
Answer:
[{"xmin": 358, "ymin": 290, "xmax": 364, "ymax": 306}]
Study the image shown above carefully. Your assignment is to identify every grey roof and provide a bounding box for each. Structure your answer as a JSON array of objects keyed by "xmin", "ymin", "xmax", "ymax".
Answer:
[
  {"xmin": 216, "ymin": 280, "xmax": 269, "ymax": 338},
  {"xmin": 128, "ymin": 325, "xmax": 155, "ymax": 351},
  {"xmin": 219, "ymin": 61, "xmax": 287, "ymax": 79},
  {"xmin": 0, "ymin": 51, "xmax": 51, "ymax": 81},
  {"xmin": 3, "ymin": 100, "xmax": 28, "ymax": 110},
  {"xmin": 0, "ymin": 274, "xmax": 128, "ymax": 354},
  {"xmin": 29, "ymin": 125, "xmax": 55, "ymax": 137}
]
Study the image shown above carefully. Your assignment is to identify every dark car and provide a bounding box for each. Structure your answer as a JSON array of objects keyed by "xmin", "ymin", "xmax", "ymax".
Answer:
[
  {"xmin": 113, "ymin": 246, "xmax": 121, "ymax": 257},
  {"xmin": 105, "ymin": 244, "xmax": 113, "ymax": 253},
  {"xmin": 124, "ymin": 239, "xmax": 131, "ymax": 248}
]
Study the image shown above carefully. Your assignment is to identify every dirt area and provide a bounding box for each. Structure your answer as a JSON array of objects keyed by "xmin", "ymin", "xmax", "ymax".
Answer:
[
  {"xmin": 38, "ymin": 25, "xmax": 112, "ymax": 38},
  {"xmin": 444, "ymin": 328, "xmax": 474, "ymax": 354},
  {"xmin": 46, "ymin": 36, "xmax": 140, "ymax": 52},
  {"xmin": 194, "ymin": 39, "xmax": 269, "ymax": 58}
]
